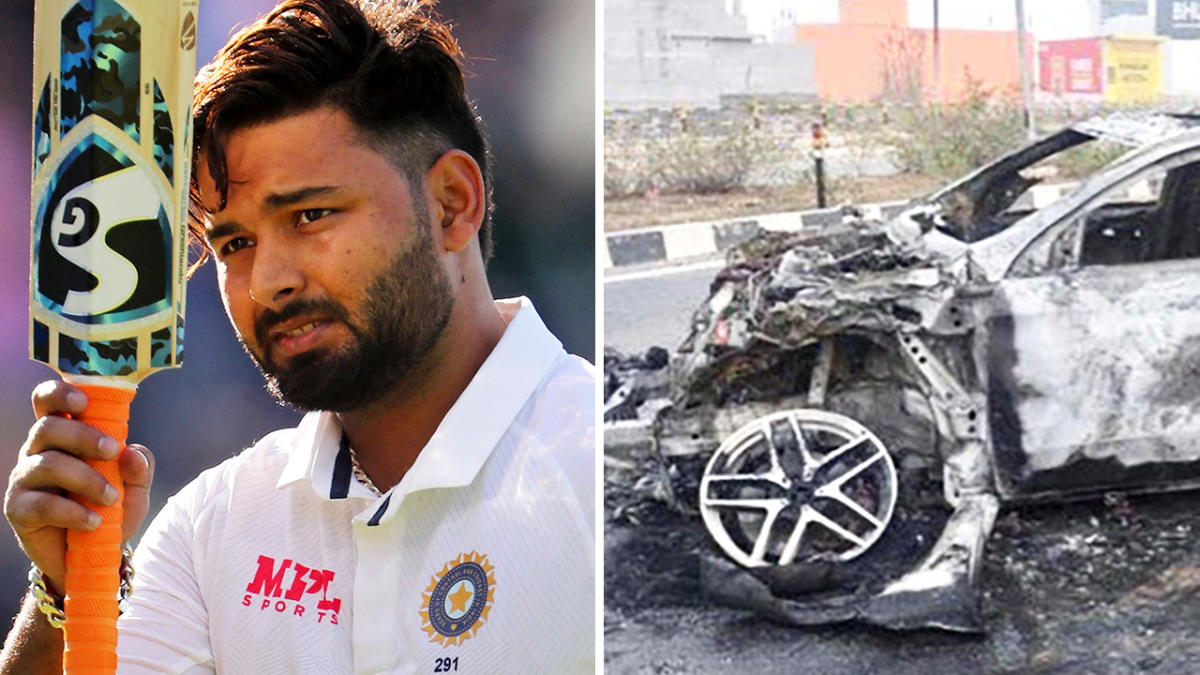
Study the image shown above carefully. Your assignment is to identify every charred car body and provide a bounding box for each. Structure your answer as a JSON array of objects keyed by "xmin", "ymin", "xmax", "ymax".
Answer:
[{"xmin": 606, "ymin": 112, "xmax": 1200, "ymax": 632}]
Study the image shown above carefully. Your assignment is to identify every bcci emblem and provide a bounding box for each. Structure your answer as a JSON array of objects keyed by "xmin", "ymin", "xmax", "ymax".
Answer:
[{"xmin": 419, "ymin": 551, "xmax": 495, "ymax": 647}]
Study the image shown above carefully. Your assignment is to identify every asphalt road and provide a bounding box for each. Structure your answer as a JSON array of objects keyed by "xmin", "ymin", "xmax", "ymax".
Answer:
[{"xmin": 603, "ymin": 262, "xmax": 721, "ymax": 354}]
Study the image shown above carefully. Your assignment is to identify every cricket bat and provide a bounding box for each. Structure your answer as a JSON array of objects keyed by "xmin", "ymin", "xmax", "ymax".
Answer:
[{"xmin": 29, "ymin": 1, "xmax": 197, "ymax": 671}]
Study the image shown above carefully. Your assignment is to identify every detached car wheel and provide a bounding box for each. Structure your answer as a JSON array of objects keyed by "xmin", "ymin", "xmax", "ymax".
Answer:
[{"xmin": 699, "ymin": 409, "xmax": 898, "ymax": 567}]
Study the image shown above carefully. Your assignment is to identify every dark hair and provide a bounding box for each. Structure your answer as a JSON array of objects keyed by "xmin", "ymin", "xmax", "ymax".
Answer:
[{"xmin": 188, "ymin": 0, "xmax": 493, "ymax": 270}]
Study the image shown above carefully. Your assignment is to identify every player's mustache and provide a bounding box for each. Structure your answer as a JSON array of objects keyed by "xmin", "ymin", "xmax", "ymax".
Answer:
[{"xmin": 254, "ymin": 297, "xmax": 351, "ymax": 350}]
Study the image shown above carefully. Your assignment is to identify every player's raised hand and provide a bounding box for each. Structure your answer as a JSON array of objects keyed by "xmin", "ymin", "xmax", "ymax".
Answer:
[{"xmin": 3, "ymin": 381, "xmax": 155, "ymax": 595}]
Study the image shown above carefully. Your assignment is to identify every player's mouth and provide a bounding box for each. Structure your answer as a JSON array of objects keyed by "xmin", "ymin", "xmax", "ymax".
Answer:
[
  {"xmin": 268, "ymin": 318, "xmax": 333, "ymax": 359},
  {"xmin": 254, "ymin": 297, "xmax": 351, "ymax": 365}
]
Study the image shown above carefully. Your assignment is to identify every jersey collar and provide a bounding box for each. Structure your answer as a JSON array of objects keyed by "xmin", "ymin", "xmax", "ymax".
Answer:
[{"xmin": 277, "ymin": 297, "xmax": 565, "ymax": 519}]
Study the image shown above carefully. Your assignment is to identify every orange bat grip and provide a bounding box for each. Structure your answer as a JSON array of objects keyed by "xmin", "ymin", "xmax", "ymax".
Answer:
[{"xmin": 62, "ymin": 384, "xmax": 134, "ymax": 674}]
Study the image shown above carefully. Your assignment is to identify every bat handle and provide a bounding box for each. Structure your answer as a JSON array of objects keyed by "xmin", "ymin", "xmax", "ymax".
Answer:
[{"xmin": 62, "ymin": 382, "xmax": 135, "ymax": 675}]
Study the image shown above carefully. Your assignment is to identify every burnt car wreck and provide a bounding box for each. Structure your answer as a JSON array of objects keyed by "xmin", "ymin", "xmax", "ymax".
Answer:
[{"xmin": 605, "ymin": 112, "xmax": 1200, "ymax": 632}]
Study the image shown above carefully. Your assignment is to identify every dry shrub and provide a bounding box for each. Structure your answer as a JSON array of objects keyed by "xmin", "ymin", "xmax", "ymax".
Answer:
[
  {"xmin": 887, "ymin": 75, "xmax": 1026, "ymax": 181},
  {"xmin": 605, "ymin": 116, "xmax": 779, "ymax": 198}
]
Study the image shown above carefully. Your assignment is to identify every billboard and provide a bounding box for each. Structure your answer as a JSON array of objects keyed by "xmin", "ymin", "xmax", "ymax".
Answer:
[
  {"xmin": 1102, "ymin": 0, "xmax": 1148, "ymax": 19},
  {"xmin": 1157, "ymin": 0, "xmax": 1200, "ymax": 39},
  {"xmin": 1039, "ymin": 39, "xmax": 1104, "ymax": 95}
]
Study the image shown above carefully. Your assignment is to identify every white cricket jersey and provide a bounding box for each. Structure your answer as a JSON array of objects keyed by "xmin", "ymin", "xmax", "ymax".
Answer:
[{"xmin": 116, "ymin": 298, "xmax": 595, "ymax": 674}]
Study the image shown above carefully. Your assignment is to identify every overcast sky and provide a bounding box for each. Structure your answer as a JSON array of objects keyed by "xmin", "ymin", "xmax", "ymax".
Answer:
[{"xmin": 739, "ymin": 0, "xmax": 1101, "ymax": 41}]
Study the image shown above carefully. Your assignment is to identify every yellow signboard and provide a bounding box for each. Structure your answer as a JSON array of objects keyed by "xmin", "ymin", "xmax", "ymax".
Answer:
[{"xmin": 1104, "ymin": 35, "xmax": 1164, "ymax": 103}]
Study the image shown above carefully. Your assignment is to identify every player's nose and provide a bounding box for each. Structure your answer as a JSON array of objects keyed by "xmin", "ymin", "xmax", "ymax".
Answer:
[{"xmin": 247, "ymin": 235, "xmax": 303, "ymax": 309}]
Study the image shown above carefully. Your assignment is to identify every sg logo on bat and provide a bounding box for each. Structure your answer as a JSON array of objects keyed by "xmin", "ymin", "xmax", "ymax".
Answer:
[{"xmin": 34, "ymin": 136, "xmax": 172, "ymax": 325}]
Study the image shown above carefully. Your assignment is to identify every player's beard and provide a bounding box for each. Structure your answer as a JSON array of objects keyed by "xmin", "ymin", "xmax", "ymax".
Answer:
[{"xmin": 242, "ymin": 222, "xmax": 454, "ymax": 413}]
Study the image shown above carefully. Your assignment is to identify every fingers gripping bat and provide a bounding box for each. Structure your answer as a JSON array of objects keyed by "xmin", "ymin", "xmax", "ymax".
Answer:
[{"xmin": 29, "ymin": 1, "xmax": 197, "ymax": 671}]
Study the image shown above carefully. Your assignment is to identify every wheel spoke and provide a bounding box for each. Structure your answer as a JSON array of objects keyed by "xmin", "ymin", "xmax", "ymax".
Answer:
[
  {"xmin": 807, "ymin": 508, "xmax": 867, "ymax": 549},
  {"xmin": 820, "ymin": 449, "xmax": 886, "ymax": 491},
  {"xmin": 705, "ymin": 471, "xmax": 789, "ymax": 490},
  {"xmin": 759, "ymin": 420, "xmax": 785, "ymax": 479},
  {"xmin": 786, "ymin": 414, "xmax": 820, "ymax": 481},
  {"xmin": 814, "ymin": 433, "xmax": 872, "ymax": 469},
  {"xmin": 704, "ymin": 497, "xmax": 789, "ymax": 513},
  {"xmin": 816, "ymin": 486, "xmax": 883, "ymax": 529},
  {"xmin": 748, "ymin": 507, "xmax": 785, "ymax": 564},
  {"xmin": 709, "ymin": 425, "xmax": 790, "ymax": 489},
  {"xmin": 778, "ymin": 507, "xmax": 813, "ymax": 565}
]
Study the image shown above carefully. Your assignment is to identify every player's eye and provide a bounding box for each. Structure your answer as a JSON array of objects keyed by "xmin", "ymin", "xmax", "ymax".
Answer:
[
  {"xmin": 297, "ymin": 208, "xmax": 333, "ymax": 225},
  {"xmin": 218, "ymin": 236, "xmax": 252, "ymax": 258}
]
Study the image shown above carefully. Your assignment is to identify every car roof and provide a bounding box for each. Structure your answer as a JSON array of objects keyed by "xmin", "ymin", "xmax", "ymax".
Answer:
[{"xmin": 1070, "ymin": 112, "xmax": 1200, "ymax": 147}]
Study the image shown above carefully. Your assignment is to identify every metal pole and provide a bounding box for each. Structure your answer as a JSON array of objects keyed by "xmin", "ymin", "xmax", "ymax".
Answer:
[
  {"xmin": 812, "ymin": 121, "xmax": 827, "ymax": 209},
  {"xmin": 815, "ymin": 154, "xmax": 827, "ymax": 208},
  {"xmin": 932, "ymin": 0, "xmax": 942, "ymax": 105},
  {"xmin": 1015, "ymin": 0, "xmax": 1037, "ymax": 140}
]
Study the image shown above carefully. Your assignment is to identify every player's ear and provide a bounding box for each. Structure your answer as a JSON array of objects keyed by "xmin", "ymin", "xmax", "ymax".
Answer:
[{"xmin": 427, "ymin": 150, "xmax": 484, "ymax": 253}]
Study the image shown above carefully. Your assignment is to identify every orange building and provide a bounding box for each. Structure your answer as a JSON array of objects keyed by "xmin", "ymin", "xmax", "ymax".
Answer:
[{"xmin": 793, "ymin": 0, "xmax": 1033, "ymax": 104}]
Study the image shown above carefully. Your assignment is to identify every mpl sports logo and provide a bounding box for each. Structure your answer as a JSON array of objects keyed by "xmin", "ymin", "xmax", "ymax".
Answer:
[{"xmin": 242, "ymin": 554, "xmax": 343, "ymax": 625}]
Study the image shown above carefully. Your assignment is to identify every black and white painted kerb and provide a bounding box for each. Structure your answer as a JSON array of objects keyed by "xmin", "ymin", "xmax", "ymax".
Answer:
[
  {"xmin": 603, "ymin": 181, "xmax": 1079, "ymax": 270},
  {"xmin": 603, "ymin": 200, "xmax": 907, "ymax": 269}
]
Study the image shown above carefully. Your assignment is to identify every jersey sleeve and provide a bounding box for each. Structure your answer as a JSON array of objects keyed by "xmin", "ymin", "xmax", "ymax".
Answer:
[{"xmin": 116, "ymin": 478, "xmax": 216, "ymax": 674}]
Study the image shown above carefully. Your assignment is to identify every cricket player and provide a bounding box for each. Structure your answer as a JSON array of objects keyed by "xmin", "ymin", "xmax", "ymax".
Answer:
[{"xmin": 1, "ymin": 0, "xmax": 595, "ymax": 671}]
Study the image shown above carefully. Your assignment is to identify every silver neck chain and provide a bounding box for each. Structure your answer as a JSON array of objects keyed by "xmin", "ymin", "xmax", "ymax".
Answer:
[{"xmin": 347, "ymin": 445, "xmax": 384, "ymax": 497}]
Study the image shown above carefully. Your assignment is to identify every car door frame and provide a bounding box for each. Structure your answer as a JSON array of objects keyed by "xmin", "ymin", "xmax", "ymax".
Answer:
[{"xmin": 972, "ymin": 139, "xmax": 1200, "ymax": 501}]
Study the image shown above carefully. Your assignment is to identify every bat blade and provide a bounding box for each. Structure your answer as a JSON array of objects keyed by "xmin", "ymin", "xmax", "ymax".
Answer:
[
  {"xmin": 29, "ymin": 1, "xmax": 197, "ymax": 672},
  {"xmin": 31, "ymin": 0, "xmax": 197, "ymax": 384}
]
